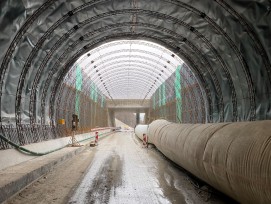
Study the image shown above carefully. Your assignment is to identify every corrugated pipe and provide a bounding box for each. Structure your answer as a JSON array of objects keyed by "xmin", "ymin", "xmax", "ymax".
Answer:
[
  {"xmin": 147, "ymin": 119, "xmax": 271, "ymax": 204},
  {"xmin": 0, "ymin": 130, "xmax": 113, "ymax": 156}
]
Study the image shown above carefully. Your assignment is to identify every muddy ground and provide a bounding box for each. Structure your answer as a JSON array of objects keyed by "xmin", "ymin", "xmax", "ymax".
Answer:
[{"xmin": 6, "ymin": 132, "xmax": 237, "ymax": 204}]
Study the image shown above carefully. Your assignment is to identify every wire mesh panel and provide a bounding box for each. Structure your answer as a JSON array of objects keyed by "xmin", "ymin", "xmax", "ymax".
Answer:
[
  {"xmin": 150, "ymin": 64, "xmax": 206, "ymax": 124},
  {"xmin": 0, "ymin": 62, "xmax": 109, "ymax": 150},
  {"xmin": 54, "ymin": 63, "xmax": 109, "ymax": 137}
]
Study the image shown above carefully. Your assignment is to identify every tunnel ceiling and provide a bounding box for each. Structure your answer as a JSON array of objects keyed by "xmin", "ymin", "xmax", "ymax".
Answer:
[
  {"xmin": 67, "ymin": 40, "xmax": 183, "ymax": 99},
  {"xmin": 0, "ymin": 0, "xmax": 271, "ymax": 126}
]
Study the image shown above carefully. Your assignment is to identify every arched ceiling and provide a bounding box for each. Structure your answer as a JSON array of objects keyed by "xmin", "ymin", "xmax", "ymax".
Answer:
[
  {"xmin": 66, "ymin": 40, "xmax": 183, "ymax": 99},
  {"xmin": 0, "ymin": 0, "xmax": 270, "ymax": 125}
]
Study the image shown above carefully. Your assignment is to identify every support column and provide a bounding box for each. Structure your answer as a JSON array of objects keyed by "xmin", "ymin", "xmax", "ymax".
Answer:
[
  {"xmin": 144, "ymin": 109, "xmax": 149, "ymax": 124},
  {"xmin": 108, "ymin": 109, "xmax": 116, "ymax": 127},
  {"xmin": 136, "ymin": 112, "xmax": 140, "ymax": 125}
]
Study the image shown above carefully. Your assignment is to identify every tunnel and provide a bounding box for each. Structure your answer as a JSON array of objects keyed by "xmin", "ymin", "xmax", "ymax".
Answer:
[{"xmin": 0, "ymin": 0, "xmax": 271, "ymax": 203}]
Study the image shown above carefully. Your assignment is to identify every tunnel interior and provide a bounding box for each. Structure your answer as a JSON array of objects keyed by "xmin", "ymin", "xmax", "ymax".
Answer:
[{"xmin": 0, "ymin": 0, "xmax": 271, "ymax": 149}]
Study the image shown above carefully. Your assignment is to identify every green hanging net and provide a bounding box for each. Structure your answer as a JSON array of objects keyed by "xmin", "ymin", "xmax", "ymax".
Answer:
[{"xmin": 175, "ymin": 65, "xmax": 182, "ymax": 122}]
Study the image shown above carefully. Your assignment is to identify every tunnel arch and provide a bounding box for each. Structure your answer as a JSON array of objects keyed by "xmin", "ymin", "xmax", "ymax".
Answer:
[
  {"xmin": 0, "ymin": 0, "xmax": 270, "ymax": 145},
  {"xmin": 48, "ymin": 33, "xmax": 212, "ymax": 125}
]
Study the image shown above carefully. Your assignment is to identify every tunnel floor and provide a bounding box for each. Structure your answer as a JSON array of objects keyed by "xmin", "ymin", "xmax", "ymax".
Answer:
[{"xmin": 7, "ymin": 132, "xmax": 235, "ymax": 204}]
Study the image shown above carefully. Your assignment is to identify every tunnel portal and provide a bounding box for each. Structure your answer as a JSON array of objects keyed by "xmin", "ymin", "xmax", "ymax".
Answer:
[{"xmin": 0, "ymin": 1, "xmax": 271, "ymax": 203}]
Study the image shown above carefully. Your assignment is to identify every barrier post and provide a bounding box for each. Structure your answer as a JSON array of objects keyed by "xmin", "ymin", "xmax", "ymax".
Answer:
[{"xmin": 95, "ymin": 131, "xmax": 99, "ymax": 145}]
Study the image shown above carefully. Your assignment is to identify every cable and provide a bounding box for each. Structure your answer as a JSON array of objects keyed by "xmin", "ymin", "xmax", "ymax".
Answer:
[{"xmin": 0, "ymin": 130, "xmax": 114, "ymax": 156}]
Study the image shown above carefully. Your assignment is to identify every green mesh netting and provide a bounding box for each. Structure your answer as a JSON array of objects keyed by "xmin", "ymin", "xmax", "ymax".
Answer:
[
  {"xmin": 158, "ymin": 85, "xmax": 162, "ymax": 116},
  {"xmin": 94, "ymin": 85, "xmax": 98, "ymax": 103},
  {"xmin": 162, "ymin": 83, "xmax": 166, "ymax": 105},
  {"xmin": 157, "ymin": 83, "xmax": 166, "ymax": 107},
  {"xmin": 90, "ymin": 82, "xmax": 94, "ymax": 100},
  {"xmin": 153, "ymin": 93, "xmax": 156, "ymax": 110},
  {"xmin": 175, "ymin": 65, "xmax": 182, "ymax": 122},
  {"xmin": 160, "ymin": 83, "xmax": 166, "ymax": 117},
  {"xmin": 101, "ymin": 95, "xmax": 104, "ymax": 108},
  {"xmin": 90, "ymin": 81, "xmax": 99, "ymax": 105},
  {"xmin": 75, "ymin": 65, "xmax": 83, "ymax": 116},
  {"xmin": 159, "ymin": 85, "xmax": 162, "ymax": 107}
]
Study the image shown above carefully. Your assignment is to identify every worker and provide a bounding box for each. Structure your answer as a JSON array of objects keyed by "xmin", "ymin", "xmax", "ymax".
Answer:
[
  {"xmin": 95, "ymin": 131, "xmax": 99, "ymax": 145},
  {"xmin": 143, "ymin": 133, "xmax": 148, "ymax": 148}
]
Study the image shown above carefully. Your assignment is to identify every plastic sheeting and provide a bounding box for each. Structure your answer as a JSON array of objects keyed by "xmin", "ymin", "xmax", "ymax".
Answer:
[
  {"xmin": 148, "ymin": 119, "xmax": 271, "ymax": 203},
  {"xmin": 0, "ymin": 1, "xmax": 270, "ymax": 127},
  {"xmin": 75, "ymin": 40, "xmax": 183, "ymax": 100}
]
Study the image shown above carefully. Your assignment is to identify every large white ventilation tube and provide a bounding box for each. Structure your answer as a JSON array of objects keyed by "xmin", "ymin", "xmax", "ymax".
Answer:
[
  {"xmin": 134, "ymin": 125, "xmax": 148, "ymax": 140},
  {"xmin": 136, "ymin": 120, "xmax": 271, "ymax": 204}
]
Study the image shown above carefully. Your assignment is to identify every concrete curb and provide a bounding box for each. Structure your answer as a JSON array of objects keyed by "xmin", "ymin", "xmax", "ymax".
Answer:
[
  {"xmin": 0, "ymin": 145, "xmax": 88, "ymax": 204},
  {"xmin": 0, "ymin": 130, "xmax": 112, "ymax": 171}
]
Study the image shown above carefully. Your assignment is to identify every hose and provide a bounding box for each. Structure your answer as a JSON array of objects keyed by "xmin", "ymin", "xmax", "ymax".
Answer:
[
  {"xmin": 0, "ymin": 130, "xmax": 114, "ymax": 156},
  {"xmin": 78, "ymin": 131, "xmax": 114, "ymax": 143},
  {"xmin": 0, "ymin": 134, "xmax": 52, "ymax": 156}
]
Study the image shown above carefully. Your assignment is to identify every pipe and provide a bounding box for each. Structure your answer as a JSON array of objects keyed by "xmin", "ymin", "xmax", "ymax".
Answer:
[
  {"xmin": 0, "ymin": 129, "xmax": 113, "ymax": 156},
  {"xmin": 147, "ymin": 119, "xmax": 271, "ymax": 204},
  {"xmin": 134, "ymin": 124, "xmax": 148, "ymax": 140},
  {"xmin": 0, "ymin": 134, "xmax": 53, "ymax": 156},
  {"xmin": 77, "ymin": 131, "xmax": 114, "ymax": 143}
]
